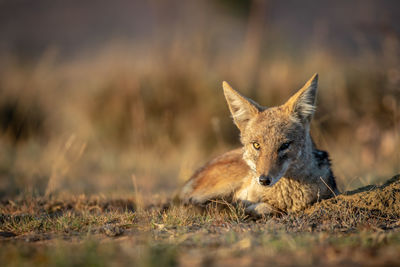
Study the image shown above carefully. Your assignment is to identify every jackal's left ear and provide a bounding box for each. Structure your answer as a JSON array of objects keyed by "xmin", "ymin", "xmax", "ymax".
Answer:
[
  {"xmin": 285, "ymin": 73, "xmax": 318, "ymax": 124},
  {"xmin": 222, "ymin": 81, "xmax": 262, "ymax": 131}
]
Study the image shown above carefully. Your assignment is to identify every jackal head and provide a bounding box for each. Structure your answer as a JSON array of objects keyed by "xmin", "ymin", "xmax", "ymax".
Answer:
[{"xmin": 223, "ymin": 74, "xmax": 318, "ymax": 186}]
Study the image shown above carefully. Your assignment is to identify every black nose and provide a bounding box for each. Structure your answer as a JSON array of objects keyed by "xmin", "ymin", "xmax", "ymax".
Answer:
[{"xmin": 259, "ymin": 175, "xmax": 272, "ymax": 186}]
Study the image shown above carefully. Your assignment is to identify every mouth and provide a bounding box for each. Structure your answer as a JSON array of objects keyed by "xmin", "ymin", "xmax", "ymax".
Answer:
[{"xmin": 258, "ymin": 161, "xmax": 290, "ymax": 187}]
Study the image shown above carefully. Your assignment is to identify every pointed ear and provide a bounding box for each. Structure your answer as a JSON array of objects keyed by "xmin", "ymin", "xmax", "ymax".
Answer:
[
  {"xmin": 285, "ymin": 73, "xmax": 318, "ymax": 124},
  {"xmin": 222, "ymin": 81, "xmax": 261, "ymax": 131}
]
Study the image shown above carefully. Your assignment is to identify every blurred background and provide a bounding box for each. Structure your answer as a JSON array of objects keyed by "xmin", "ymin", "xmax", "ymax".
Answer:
[{"xmin": 0, "ymin": 0, "xmax": 399, "ymax": 200}]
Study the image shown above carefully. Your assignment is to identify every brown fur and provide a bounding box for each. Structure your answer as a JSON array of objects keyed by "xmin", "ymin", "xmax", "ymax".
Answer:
[{"xmin": 178, "ymin": 74, "xmax": 339, "ymax": 217}]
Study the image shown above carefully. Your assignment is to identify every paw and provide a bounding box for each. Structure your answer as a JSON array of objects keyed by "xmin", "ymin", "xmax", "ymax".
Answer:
[{"xmin": 245, "ymin": 203, "xmax": 275, "ymax": 218}]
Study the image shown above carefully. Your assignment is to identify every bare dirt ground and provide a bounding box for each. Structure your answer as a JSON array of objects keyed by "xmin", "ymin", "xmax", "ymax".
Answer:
[{"xmin": 1, "ymin": 175, "xmax": 400, "ymax": 267}]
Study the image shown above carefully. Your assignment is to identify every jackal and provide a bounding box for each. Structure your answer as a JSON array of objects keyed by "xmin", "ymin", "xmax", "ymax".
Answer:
[{"xmin": 178, "ymin": 74, "xmax": 339, "ymax": 216}]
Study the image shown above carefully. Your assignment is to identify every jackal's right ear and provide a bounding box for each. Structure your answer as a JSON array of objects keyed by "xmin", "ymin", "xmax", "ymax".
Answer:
[{"xmin": 222, "ymin": 81, "xmax": 261, "ymax": 131}]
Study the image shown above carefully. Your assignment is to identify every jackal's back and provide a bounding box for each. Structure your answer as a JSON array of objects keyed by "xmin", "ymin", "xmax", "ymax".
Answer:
[{"xmin": 179, "ymin": 148, "xmax": 249, "ymax": 204}]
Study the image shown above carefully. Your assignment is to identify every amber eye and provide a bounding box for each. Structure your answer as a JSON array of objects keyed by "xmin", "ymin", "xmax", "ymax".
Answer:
[
  {"xmin": 252, "ymin": 142, "xmax": 261, "ymax": 150},
  {"xmin": 278, "ymin": 141, "xmax": 292, "ymax": 152}
]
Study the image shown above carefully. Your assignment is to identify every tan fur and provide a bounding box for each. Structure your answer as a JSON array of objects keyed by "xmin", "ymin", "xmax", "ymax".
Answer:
[{"xmin": 178, "ymin": 74, "xmax": 339, "ymax": 216}]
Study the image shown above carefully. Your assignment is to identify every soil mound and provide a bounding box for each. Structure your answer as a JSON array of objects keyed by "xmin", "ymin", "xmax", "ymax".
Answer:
[
  {"xmin": 286, "ymin": 175, "xmax": 400, "ymax": 231},
  {"xmin": 307, "ymin": 174, "xmax": 400, "ymax": 216}
]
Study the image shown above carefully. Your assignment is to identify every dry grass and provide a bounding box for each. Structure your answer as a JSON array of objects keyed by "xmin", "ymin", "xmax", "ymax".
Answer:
[
  {"xmin": 1, "ymin": 176, "xmax": 400, "ymax": 267},
  {"xmin": 0, "ymin": 31, "xmax": 399, "ymax": 198}
]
